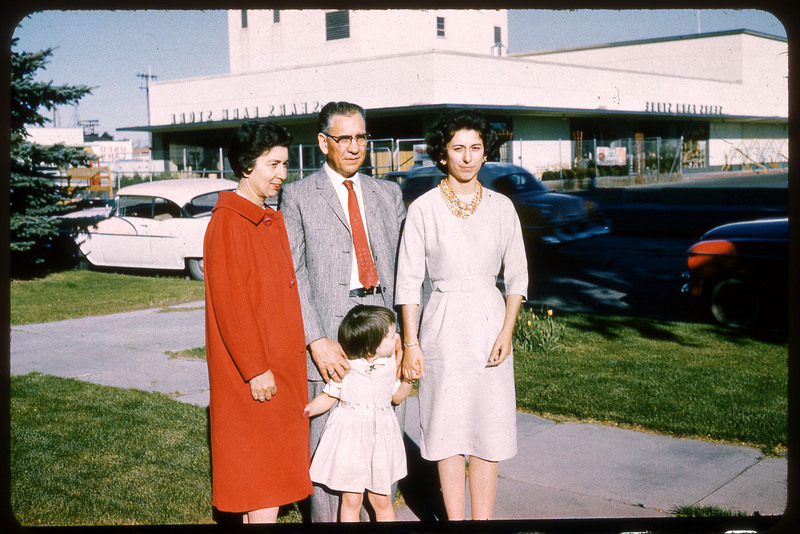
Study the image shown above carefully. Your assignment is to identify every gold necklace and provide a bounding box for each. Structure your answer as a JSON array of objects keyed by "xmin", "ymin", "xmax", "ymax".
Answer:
[{"xmin": 439, "ymin": 179, "xmax": 482, "ymax": 219}]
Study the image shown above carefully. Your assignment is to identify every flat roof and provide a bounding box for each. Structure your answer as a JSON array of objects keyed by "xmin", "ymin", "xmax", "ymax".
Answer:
[{"xmin": 510, "ymin": 28, "xmax": 787, "ymax": 58}]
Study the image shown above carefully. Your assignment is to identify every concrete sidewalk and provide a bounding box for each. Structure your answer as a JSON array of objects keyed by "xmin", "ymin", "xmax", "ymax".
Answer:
[{"xmin": 9, "ymin": 302, "xmax": 787, "ymax": 522}]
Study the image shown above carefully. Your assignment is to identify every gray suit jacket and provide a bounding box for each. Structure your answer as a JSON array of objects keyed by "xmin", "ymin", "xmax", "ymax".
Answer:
[{"xmin": 280, "ymin": 169, "xmax": 406, "ymax": 380}]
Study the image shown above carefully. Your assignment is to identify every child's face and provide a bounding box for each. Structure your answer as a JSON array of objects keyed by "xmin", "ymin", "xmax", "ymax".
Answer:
[{"xmin": 374, "ymin": 323, "xmax": 399, "ymax": 359}]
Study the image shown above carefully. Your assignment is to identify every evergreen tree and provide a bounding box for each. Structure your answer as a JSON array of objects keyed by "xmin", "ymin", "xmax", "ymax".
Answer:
[{"xmin": 10, "ymin": 38, "xmax": 94, "ymax": 275}]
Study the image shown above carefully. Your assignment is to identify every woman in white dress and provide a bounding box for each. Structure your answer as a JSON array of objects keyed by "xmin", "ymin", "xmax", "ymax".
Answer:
[
  {"xmin": 304, "ymin": 305, "xmax": 413, "ymax": 522},
  {"xmin": 396, "ymin": 109, "xmax": 528, "ymax": 520}
]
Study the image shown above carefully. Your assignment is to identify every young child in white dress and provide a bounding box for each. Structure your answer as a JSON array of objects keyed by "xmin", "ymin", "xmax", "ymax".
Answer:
[{"xmin": 303, "ymin": 305, "xmax": 413, "ymax": 522}]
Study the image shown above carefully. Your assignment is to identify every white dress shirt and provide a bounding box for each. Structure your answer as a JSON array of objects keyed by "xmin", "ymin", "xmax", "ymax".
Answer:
[{"xmin": 323, "ymin": 163, "xmax": 379, "ymax": 290}]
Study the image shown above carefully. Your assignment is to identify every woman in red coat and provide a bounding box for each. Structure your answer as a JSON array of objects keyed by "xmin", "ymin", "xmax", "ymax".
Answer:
[{"xmin": 204, "ymin": 121, "xmax": 312, "ymax": 523}]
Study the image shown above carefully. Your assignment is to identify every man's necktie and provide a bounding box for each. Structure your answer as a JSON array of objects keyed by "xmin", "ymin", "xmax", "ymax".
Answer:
[{"xmin": 343, "ymin": 180, "xmax": 379, "ymax": 289}]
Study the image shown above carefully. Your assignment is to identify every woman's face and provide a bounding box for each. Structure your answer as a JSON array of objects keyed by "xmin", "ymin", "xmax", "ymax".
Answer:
[
  {"xmin": 243, "ymin": 146, "xmax": 289, "ymax": 198},
  {"xmin": 444, "ymin": 129, "xmax": 484, "ymax": 184},
  {"xmin": 374, "ymin": 323, "xmax": 399, "ymax": 359}
]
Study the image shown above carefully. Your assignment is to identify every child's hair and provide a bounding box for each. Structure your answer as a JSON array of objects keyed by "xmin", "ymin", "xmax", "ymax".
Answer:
[{"xmin": 338, "ymin": 305, "xmax": 396, "ymax": 359}]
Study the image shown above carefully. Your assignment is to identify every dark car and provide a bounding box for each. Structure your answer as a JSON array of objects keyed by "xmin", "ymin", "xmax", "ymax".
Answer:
[
  {"xmin": 681, "ymin": 217, "xmax": 788, "ymax": 328},
  {"xmin": 400, "ymin": 162, "xmax": 610, "ymax": 246},
  {"xmin": 383, "ymin": 170, "xmax": 411, "ymax": 186}
]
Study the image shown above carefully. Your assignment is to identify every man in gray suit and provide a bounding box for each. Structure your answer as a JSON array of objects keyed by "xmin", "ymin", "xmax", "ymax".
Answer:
[{"xmin": 280, "ymin": 101, "xmax": 406, "ymax": 522}]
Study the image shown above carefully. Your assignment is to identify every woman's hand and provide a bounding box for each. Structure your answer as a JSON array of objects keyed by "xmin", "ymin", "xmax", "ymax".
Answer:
[
  {"xmin": 488, "ymin": 328, "xmax": 514, "ymax": 367},
  {"xmin": 489, "ymin": 294, "xmax": 524, "ymax": 367},
  {"xmin": 249, "ymin": 370, "xmax": 277, "ymax": 402},
  {"xmin": 402, "ymin": 345, "xmax": 425, "ymax": 380},
  {"xmin": 309, "ymin": 337, "xmax": 350, "ymax": 383}
]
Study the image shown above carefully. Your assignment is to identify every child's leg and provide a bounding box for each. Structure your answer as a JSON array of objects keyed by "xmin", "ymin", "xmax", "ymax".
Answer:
[
  {"xmin": 366, "ymin": 490, "xmax": 395, "ymax": 522},
  {"xmin": 340, "ymin": 491, "xmax": 364, "ymax": 522}
]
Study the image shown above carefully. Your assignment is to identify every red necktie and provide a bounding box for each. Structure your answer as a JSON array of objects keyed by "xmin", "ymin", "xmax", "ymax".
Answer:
[{"xmin": 343, "ymin": 180, "xmax": 379, "ymax": 289}]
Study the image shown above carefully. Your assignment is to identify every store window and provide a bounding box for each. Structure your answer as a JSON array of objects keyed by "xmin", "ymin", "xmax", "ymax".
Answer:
[
  {"xmin": 241, "ymin": 10, "xmax": 247, "ymax": 29},
  {"xmin": 273, "ymin": 10, "xmax": 280, "ymax": 23},
  {"xmin": 437, "ymin": 17, "xmax": 445, "ymax": 37},
  {"xmin": 326, "ymin": 10, "xmax": 350, "ymax": 41}
]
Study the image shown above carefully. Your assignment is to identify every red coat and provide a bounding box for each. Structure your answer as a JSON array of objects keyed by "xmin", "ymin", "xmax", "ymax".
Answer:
[{"xmin": 204, "ymin": 191, "xmax": 311, "ymax": 512}]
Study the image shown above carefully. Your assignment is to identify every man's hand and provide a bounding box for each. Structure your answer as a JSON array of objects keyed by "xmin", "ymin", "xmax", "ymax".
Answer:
[{"xmin": 309, "ymin": 337, "xmax": 350, "ymax": 382}]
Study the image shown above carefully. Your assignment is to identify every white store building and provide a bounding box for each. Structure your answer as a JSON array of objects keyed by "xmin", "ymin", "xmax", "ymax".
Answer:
[{"xmin": 126, "ymin": 9, "xmax": 788, "ymax": 179}]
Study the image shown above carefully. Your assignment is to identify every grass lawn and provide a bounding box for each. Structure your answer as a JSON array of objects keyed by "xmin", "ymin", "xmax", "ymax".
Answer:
[
  {"xmin": 513, "ymin": 311, "xmax": 788, "ymax": 455},
  {"xmin": 10, "ymin": 270, "xmax": 205, "ymax": 325},
  {"xmin": 10, "ymin": 373, "xmax": 215, "ymax": 525}
]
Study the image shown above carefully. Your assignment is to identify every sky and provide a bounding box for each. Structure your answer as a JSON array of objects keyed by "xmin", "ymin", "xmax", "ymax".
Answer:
[{"xmin": 10, "ymin": 9, "xmax": 788, "ymax": 147}]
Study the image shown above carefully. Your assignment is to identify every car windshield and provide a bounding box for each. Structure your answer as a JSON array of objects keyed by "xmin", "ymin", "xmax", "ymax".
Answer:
[{"xmin": 186, "ymin": 191, "xmax": 224, "ymax": 217}]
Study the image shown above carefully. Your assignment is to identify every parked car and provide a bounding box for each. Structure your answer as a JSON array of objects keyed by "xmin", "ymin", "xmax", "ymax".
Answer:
[
  {"xmin": 383, "ymin": 170, "xmax": 411, "ymax": 186},
  {"xmin": 681, "ymin": 217, "xmax": 788, "ymax": 328},
  {"xmin": 400, "ymin": 162, "xmax": 610, "ymax": 246},
  {"xmin": 63, "ymin": 178, "xmax": 238, "ymax": 281}
]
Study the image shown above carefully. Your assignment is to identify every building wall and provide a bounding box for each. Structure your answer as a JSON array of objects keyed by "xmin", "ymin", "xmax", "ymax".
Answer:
[
  {"xmin": 229, "ymin": 9, "xmax": 508, "ymax": 74},
  {"xmin": 512, "ymin": 32, "xmax": 749, "ymax": 82},
  {"xmin": 149, "ymin": 45, "xmax": 784, "ymax": 128},
  {"xmin": 144, "ymin": 15, "xmax": 787, "ymax": 175},
  {"xmin": 26, "ymin": 127, "xmax": 85, "ymax": 146},
  {"xmin": 708, "ymin": 120, "xmax": 789, "ymax": 168}
]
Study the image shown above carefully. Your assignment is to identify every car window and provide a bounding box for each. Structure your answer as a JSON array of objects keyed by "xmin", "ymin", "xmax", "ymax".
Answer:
[
  {"xmin": 186, "ymin": 191, "xmax": 225, "ymax": 217},
  {"xmin": 482, "ymin": 172, "xmax": 546, "ymax": 195},
  {"xmin": 153, "ymin": 197, "xmax": 183, "ymax": 220},
  {"xmin": 116, "ymin": 195, "xmax": 154, "ymax": 218},
  {"xmin": 402, "ymin": 176, "xmax": 440, "ymax": 199}
]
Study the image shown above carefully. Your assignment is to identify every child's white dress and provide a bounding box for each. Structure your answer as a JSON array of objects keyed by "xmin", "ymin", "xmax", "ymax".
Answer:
[{"xmin": 309, "ymin": 356, "xmax": 407, "ymax": 495}]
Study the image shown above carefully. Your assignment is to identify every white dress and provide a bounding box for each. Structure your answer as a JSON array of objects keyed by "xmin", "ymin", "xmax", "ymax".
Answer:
[
  {"xmin": 395, "ymin": 186, "xmax": 528, "ymax": 462},
  {"xmin": 309, "ymin": 357, "xmax": 407, "ymax": 495}
]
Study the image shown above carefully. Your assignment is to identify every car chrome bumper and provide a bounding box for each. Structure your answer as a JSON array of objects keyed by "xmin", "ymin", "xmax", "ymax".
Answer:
[{"xmin": 538, "ymin": 220, "xmax": 612, "ymax": 245}]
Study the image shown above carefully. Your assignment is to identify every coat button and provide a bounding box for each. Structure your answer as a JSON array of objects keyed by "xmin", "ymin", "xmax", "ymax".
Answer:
[
  {"xmin": 290, "ymin": 279, "xmax": 296, "ymax": 288},
  {"xmin": 264, "ymin": 217, "xmax": 273, "ymax": 225}
]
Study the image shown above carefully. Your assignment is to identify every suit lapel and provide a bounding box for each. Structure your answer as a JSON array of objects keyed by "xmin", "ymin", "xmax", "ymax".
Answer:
[
  {"xmin": 360, "ymin": 176, "xmax": 387, "ymax": 250},
  {"xmin": 314, "ymin": 171, "xmax": 350, "ymax": 230}
]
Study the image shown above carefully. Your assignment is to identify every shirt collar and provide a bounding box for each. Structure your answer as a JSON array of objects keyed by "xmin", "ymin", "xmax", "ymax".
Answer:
[
  {"xmin": 323, "ymin": 162, "xmax": 360, "ymax": 189},
  {"xmin": 352, "ymin": 356, "xmax": 390, "ymax": 370}
]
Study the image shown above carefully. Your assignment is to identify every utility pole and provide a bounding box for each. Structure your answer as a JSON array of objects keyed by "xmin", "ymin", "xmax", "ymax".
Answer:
[{"xmin": 137, "ymin": 67, "xmax": 157, "ymax": 148}]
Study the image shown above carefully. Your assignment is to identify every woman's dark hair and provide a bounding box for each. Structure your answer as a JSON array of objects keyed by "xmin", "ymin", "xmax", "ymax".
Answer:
[
  {"xmin": 318, "ymin": 101, "xmax": 366, "ymax": 134},
  {"xmin": 425, "ymin": 109, "xmax": 500, "ymax": 172},
  {"xmin": 228, "ymin": 121, "xmax": 293, "ymax": 178},
  {"xmin": 338, "ymin": 305, "xmax": 396, "ymax": 359}
]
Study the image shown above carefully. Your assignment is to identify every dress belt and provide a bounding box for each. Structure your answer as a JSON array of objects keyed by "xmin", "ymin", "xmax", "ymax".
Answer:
[
  {"xmin": 349, "ymin": 285, "xmax": 383, "ymax": 297},
  {"xmin": 432, "ymin": 276, "xmax": 497, "ymax": 293},
  {"xmin": 338, "ymin": 400, "xmax": 391, "ymax": 412}
]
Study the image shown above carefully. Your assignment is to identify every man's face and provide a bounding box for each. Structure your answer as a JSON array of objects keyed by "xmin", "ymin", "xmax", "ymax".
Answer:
[{"xmin": 318, "ymin": 113, "xmax": 367, "ymax": 178}]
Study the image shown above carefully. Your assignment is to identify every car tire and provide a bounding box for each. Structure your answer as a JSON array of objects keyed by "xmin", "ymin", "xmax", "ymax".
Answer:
[
  {"xmin": 187, "ymin": 258, "xmax": 204, "ymax": 281},
  {"xmin": 710, "ymin": 277, "xmax": 760, "ymax": 328}
]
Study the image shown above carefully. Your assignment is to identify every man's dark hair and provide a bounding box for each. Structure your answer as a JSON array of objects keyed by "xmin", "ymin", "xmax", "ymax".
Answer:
[
  {"xmin": 318, "ymin": 101, "xmax": 367, "ymax": 134},
  {"xmin": 425, "ymin": 109, "xmax": 500, "ymax": 172},
  {"xmin": 338, "ymin": 305, "xmax": 395, "ymax": 359},
  {"xmin": 228, "ymin": 121, "xmax": 293, "ymax": 178}
]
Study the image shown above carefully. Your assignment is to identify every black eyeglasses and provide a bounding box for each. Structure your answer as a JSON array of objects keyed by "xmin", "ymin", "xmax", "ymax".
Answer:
[{"xmin": 325, "ymin": 133, "xmax": 370, "ymax": 147}]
